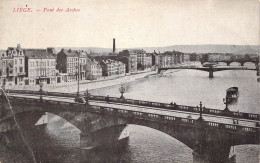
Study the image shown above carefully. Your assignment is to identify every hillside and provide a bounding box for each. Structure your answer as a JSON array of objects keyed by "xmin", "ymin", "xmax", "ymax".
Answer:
[{"xmin": 54, "ymin": 45, "xmax": 260, "ymax": 55}]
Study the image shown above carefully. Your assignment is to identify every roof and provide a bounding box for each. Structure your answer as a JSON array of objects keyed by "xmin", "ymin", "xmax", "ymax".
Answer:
[
  {"xmin": 227, "ymin": 87, "xmax": 238, "ymax": 92},
  {"xmin": 129, "ymin": 49, "xmax": 146, "ymax": 54},
  {"xmin": 59, "ymin": 49, "xmax": 87, "ymax": 57},
  {"xmin": 24, "ymin": 49, "xmax": 55, "ymax": 59},
  {"xmin": 86, "ymin": 54, "xmax": 95, "ymax": 60},
  {"xmin": 62, "ymin": 49, "xmax": 79, "ymax": 57}
]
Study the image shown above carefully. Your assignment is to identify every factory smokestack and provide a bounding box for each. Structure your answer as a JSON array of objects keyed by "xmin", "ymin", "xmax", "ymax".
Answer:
[{"xmin": 113, "ymin": 38, "xmax": 115, "ymax": 53}]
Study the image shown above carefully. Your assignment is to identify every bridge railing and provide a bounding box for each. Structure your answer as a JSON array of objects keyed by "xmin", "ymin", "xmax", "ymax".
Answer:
[
  {"xmin": 90, "ymin": 105, "xmax": 259, "ymax": 133},
  {"xmin": 7, "ymin": 96, "xmax": 260, "ymax": 135},
  {"xmin": 86, "ymin": 104, "xmax": 259, "ymax": 133},
  {"xmin": 6, "ymin": 89, "xmax": 260, "ymax": 121},
  {"xmin": 88, "ymin": 95, "xmax": 260, "ymax": 121}
]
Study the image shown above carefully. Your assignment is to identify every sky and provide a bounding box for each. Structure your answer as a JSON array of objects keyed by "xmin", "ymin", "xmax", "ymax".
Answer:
[{"xmin": 0, "ymin": 0, "xmax": 259, "ymax": 49}]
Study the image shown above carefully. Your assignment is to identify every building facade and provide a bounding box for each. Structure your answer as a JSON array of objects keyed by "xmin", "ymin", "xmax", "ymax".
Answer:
[
  {"xmin": 100, "ymin": 59, "xmax": 125, "ymax": 76},
  {"xmin": 57, "ymin": 49, "xmax": 87, "ymax": 82},
  {"xmin": 129, "ymin": 49, "xmax": 152, "ymax": 70},
  {"xmin": 129, "ymin": 54, "xmax": 137, "ymax": 72},
  {"xmin": 24, "ymin": 49, "xmax": 56, "ymax": 85},
  {"xmin": 85, "ymin": 58, "xmax": 102, "ymax": 80},
  {"xmin": 0, "ymin": 44, "xmax": 26, "ymax": 86},
  {"xmin": 118, "ymin": 50, "xmax": 137, "ymax": 73}
]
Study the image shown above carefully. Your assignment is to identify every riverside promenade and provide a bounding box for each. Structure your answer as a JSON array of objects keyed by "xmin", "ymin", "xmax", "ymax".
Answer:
[{"xmin": 6, "ymin": 70, "xmax": 156, "ymax": 93}]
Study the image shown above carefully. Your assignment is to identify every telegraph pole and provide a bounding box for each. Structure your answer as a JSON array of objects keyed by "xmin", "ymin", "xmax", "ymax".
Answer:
[{"xmin": 77, "ymin": 52, "xmax": 80, "ymax": 97}]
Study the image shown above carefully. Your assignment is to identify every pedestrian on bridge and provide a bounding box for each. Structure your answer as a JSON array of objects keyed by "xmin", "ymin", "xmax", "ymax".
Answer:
[
  {"xmin": 237, "ymin": 110, "xmax": 241, "ymax": 116},
  {"xmin": 106, "ymin": 95, "xmax": 110, "ymax": 103},
  {"xmin": 233, "ymin": 119, "xmax": 239, "ymax": 124}
]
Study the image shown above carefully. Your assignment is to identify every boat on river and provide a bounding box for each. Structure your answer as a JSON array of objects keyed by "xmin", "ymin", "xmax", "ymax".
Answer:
[
  {"xmin": 202, "ymin": 62, "xmax": 217, "ymax": 67},
  {"xmin": 226, "ymin": 87, "xmax": 239, "ymax": 103}
]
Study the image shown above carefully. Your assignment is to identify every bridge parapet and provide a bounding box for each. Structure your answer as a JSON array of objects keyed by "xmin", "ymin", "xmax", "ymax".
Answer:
[
  {"xmin": 4, "ymin": 96, "xmax": 259, "ymax": 136},
  {"xmin": 6, "ymin": 89, "xmax": 260, "ymax": 121},
  {"xmin": 87, "ymin": 95, "xmax": 260, "ymax": 120},
  {"xmin": 87, "ymin": 104, "xmax": 259, "ymax": 134},
  {"xmin": 3, "ymin": 92, "xmax": 260, "ymax": 163}
]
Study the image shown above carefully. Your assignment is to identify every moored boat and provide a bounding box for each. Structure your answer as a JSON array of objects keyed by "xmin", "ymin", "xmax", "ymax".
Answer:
[{"xmin": 226, "ymin": 87, "xmax": 239, "ymax": 103}]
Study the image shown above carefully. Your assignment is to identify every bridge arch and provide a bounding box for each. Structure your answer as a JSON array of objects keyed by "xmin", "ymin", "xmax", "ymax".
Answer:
[
  {"xmin": 217, "ymin": 62, "xmax": 228, "ymax": 66},
  {"xmin": 243, "ymin": 62, "xmax": 256, "ymax": 68},
  {"xmin": 2, "ymin": 95, "xmax": 259, "ymax": 163},
  {"xmin": 229, "ymin": 62, "xmax": 242, "ymax": 66},
  {"xmin": 1, "ymin": 100, "xmax": 197, "ymax": 151}
]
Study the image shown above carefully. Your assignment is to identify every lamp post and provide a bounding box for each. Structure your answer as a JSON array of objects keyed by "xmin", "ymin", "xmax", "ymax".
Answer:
[
  {"xmin": 75, "ymin": 52, "xmax": 80, "ymax": 101},
  {"xmin": 197, "ymin": 101, "xmax": 204, "ymax": 121},
  {"xmin": 2, "ymin": 79, "xmax": 5, "ymax": 91},
  {"xmin": 119, "ymin": 85, "xmax": 125, "ymax": 100},
  {"xmin": 223, "ymin": 96, "xmax": 229, "ymax": 112},
  {"xmin": 39, "ymin": 82, "xmax": 43, "ymax": 102},
  {"xmin": 84, "ymin": 89, "xmax": 90, "ymax": 105}
]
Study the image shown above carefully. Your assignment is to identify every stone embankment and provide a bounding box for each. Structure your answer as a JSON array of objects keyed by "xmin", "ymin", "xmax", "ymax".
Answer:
[{"xmin": 6, "ymin": 70, "xmax": 156, "ymax": 93}]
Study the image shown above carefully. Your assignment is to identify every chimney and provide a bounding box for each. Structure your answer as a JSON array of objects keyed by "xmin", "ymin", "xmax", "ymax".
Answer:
[
  {"xmin": 17, "ymin": 44, "xmax": 21, "ymax": 50},
  {"xmin": 47, "ymin": 47, "xmax": 55, "ymax": 54},
  {"xmin": 113, "ymin": 38, "xmax": 115, "ymax": 53}
]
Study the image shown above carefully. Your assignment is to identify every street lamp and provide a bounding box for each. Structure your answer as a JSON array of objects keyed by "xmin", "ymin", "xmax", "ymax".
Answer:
[
  {"xmin": 75, "ymin": 52, "xmax": 80, "ymax": 101},
  {"xmin": 39, "ymin": 82, "xmax": 43, "ymax": 101},
  {"xmin": 1, "ymin": 80, "xmax": 5, "ymax": 91},
  {"xmin": 75, "ymin": 70, "xmax": 79, "ymax": 97},
  {"xmin": 197, "ymin": 101, "xmax": 204, "ymax": 121},
  {"xmin": 223, "ymin": 96, "xmax": 229, "ymax": 112},
  {"xmin": 119, "ymin": 85, "xmax": 125, "ymax": 100},
  {"xmin": 84, "ymin": 89, "xmax": 90, "ymax": 105}
]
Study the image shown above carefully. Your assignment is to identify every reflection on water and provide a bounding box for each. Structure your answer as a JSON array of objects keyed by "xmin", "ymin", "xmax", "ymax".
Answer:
[
  {"xmin": 91, "ymin": 70, "xmax": 259, "ymax": 113},
  {"xmin": 1, "ymin": 70, "xmax": 259, "ymax": 163}
]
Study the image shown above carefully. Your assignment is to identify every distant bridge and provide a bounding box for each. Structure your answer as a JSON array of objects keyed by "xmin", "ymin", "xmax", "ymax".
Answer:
[
  {"xmin": 158, "ymin": 66, "xmax": 258, "ymax": 78},
  {"xmin": 200, "ymin": 58, "xmax": 259, "ymax": 66},
  {"xmin": 1, "ymin": 90, "xmax": 259, "ymax": 163}
]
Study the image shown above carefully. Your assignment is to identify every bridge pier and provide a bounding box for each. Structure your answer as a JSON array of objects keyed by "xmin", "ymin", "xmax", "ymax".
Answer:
[
  {"xmin": 2, "ymin": 93, "xmax": 260, "ymax": 163},
  {"xmin": 193, "ymin": 121, "xmax": 232, "ymax": 163},
  {"xmin": 209, "ymin": 70, "xmax": 213, "ymax": 78},
  {"xmin": 193, "ymin": 145, "xmax": 231, "ymax": 163},
  {"xmin": 256, "ymin": 64, "xmax": 259, "ymax": 76},
  {"xmin": 80, "ymin": 125, "xmax": 128, "ymax": 162}
]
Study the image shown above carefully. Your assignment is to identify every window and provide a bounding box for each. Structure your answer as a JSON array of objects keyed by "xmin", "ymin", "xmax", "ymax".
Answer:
[
  {"xmin": 36, "ymin": 61, "xmax": 38, "ymax": 67},
  {"xmin": 20, "ymin": 67, "xmax": 23, "ymax": 73},
  {"xmin": 19, "ymin": 59, "xmax": 22, "ymax": 64},
  {"xmin": 15, "ymin": 67, "xmax": 17, "ymax": 73},
  {"xmin": 15, "ymin": 59, "xmax": 17, "ymax": 64}
]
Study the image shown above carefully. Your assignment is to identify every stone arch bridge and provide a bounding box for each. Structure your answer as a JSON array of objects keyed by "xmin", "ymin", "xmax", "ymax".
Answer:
[
  {"xmin": 200, "ymin": 58, "xmax": 259, "ymax": 67},
  {"xmin": 0, "ymin": 90, "xmax": 259, "ymax": 163},
  {"xmin": 158, "ymin": 66, "xmax": 258, "ymax": 78}
]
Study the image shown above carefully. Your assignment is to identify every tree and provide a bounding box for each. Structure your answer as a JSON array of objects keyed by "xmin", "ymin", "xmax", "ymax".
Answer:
[{"xmin": 137, "ymin": 63, "xmax": 144, "ymax": 70}]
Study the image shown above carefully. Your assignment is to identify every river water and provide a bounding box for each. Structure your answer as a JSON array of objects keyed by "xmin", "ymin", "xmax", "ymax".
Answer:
[{"xmin": 1, "ymin": 65, "xmax": 259, "ymax": 163}]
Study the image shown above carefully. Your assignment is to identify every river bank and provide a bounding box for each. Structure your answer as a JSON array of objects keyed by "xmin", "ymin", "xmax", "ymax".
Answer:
[{"xmin": 6, "ymin": 70, "xmax": 157, "ymax": 93}]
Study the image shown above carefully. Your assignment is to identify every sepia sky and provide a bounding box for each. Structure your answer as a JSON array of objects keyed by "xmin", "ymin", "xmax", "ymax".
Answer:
[{"xmin": 0, "ymin": 0, "xmax": 259, "ymax": 49}]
